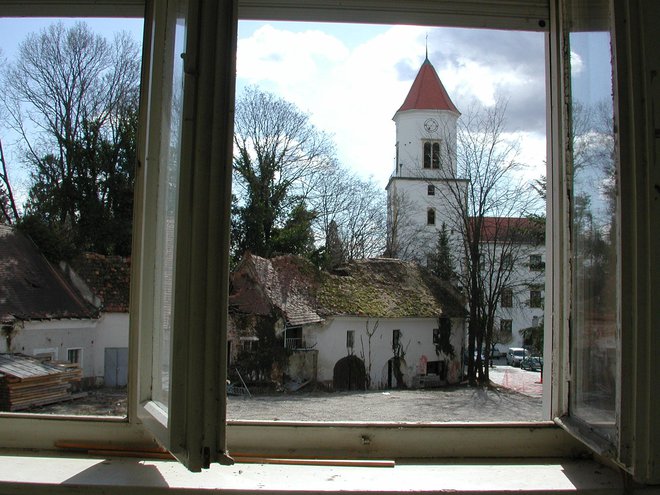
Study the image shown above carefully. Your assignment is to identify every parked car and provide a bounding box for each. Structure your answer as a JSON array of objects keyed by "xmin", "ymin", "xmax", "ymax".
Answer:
[
  {"xmin": 520, "ymin": 356, "xmax": 543, "ymax": 371},
  {"xmin": 506, "ymin": 347, "xmax": 527, "ymax": 367},
  {"xmin": 490, "ymin": 346, "xmax": 505, "ymax": 359}
]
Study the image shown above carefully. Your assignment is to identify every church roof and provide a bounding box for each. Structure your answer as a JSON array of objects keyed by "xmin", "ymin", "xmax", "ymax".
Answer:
[{"xmin": 396, "ymin": 57, "xmax": 460, "ymax": 115}]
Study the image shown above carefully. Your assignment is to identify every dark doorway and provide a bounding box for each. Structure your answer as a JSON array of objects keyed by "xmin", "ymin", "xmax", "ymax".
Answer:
[
  {"xmin": 333, "ymin": 355, "xmax": 366, "ymax": 391},
  {"xmin": 387, "ymin": 357, "xmax": 407, "ymax": 389}
]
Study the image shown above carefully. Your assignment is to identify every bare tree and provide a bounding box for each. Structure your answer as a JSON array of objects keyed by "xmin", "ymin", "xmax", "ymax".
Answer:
[
  {"xmin": 232, "ymin": 86, "xmax": 337, "ymax": 258},
  {"xmin": 0, "ymin": 140, "xmax": 20, "ymax": 224},
  {"xmin": 359, "ymin": 319, "xmax": 379, "ymax": 390},
  {"xmin": 1, "ymin": 22, "xmax": 140, "ymax": 255},
  {"xmin": 385, "ymin": 189, "xmax": 427, "ymax": 260},
  {"xmin": 431, "ymin": 99, "xmax": 544, "ymax": 385},
  {"xmin": 307, "ymin": 166, "xmax": 385, "ymax": 264}
]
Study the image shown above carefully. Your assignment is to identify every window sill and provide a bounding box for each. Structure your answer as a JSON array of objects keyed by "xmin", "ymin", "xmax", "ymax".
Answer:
[{"xmin": 0, "ymin": 451, "xmax": 624, "ymax": 495}]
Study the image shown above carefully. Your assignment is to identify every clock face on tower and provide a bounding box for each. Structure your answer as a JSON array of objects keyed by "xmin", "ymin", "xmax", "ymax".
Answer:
[{"xmin": 424, "ymin": 118, "xmax": 439, "ymax": 133}]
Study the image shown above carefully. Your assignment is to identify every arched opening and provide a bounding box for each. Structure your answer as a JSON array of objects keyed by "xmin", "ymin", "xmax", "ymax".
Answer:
[{"xmin": 333, "ymin": 355, "xmax": 366, "ymax": 391}]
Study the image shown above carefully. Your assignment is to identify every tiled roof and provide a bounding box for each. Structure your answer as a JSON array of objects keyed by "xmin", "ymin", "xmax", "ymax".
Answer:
[
  {"xmin": 70, "ymin": 253, "xmax": 131, "ymax": 313},
  {"xmin": 230, "ymin": 254, "xmax": 465, "ymax": 324},
  {"xmin": 472, "ymin": 217, "xmax": 544, "ymax": 244},
  {"xmin": 0, "ymin": 225, "xmax": 97, "ymax": 324},
  {"xmin": 397, "ymin": 58, "xmax": 460, "ymax": 114},
  {"xmin": 230, "ymin": 254, "xmax": 323, "ymax": 326}
]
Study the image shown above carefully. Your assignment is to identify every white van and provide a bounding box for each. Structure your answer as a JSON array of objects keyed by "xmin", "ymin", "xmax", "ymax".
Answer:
[{"xmin": 506, "ymin": 347, "xmax": 527, "ymax": 367}]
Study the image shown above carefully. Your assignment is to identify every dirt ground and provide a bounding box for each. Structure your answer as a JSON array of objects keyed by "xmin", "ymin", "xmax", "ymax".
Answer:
[
  {"xmin": 23, "ymin": 388, "xmax": 128, "ymax": 416},
  {"xmin": 24, "ymin": 365, "xmax": 543, "ymax": 423},
  {"xmin": 226, "ymin": 385, "xmax": 542, "ymax": 423}
]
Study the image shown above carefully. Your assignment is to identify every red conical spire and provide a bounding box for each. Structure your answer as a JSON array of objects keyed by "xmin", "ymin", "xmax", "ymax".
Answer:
[{"xmin": 397, "ymin": 58, "xmax": 460, "ymax": 114}]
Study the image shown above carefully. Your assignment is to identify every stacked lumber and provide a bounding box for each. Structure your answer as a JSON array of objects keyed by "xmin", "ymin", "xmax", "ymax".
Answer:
[{"xmin": 0, "ymin": 354, "xmax": 82, "ymax": 411}]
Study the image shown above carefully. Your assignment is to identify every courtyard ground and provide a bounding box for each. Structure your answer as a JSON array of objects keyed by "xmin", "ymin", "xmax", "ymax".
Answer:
[
  {"xmin": 24, "ymin": 364, "xmax": 544, "ymax": 422},
  {"xmin": 226, "ymin": 385, "xmax": 542, "ymax": 423}
]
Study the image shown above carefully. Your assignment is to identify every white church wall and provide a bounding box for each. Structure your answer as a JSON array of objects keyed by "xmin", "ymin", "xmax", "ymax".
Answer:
[
  {"xmin": 387, "ymin": 177, "xmax": 466, "ymax": 264},
  {"xmin": 394, "ymin": 109, "xmax": 458, "ymax": 178}
]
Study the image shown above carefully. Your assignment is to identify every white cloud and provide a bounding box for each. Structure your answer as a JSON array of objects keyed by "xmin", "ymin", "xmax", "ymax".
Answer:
[
  {"xmin": 570, "ymin": 50, "xmax": 585, "ymax": 76},
  {"xmin": 236, "ymin": 22, "xmax": 547, "ymax": 188}
]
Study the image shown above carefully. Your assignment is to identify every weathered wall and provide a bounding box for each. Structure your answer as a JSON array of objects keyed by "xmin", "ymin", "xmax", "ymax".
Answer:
[
  {"xmin": 2, "ymin": 313, "xmax": 129, "ymax": 386},
  {"xmin": 286, "ymin": 349, "xmax": 318, "ymax": 383},
  {"xmin": 304, "ymin": 316, "xmax": 464, "ymax": 390}
]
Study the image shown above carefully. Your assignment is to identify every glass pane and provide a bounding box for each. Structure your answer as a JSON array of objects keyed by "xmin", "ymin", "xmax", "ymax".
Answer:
[
  {"xmin": 568, "ymin": 1, "xmax": 617, "ymax": 442},
  {"xmin": 0, "ymin": 17, "xmax": 142, "ymax": 416},
  {"xmin": 227, "ymin": 21, "xmax": 547, "ymax": 422},
  {"xmin": 152, "ymin": 0, "xmax": 188, "ymax": 411}
]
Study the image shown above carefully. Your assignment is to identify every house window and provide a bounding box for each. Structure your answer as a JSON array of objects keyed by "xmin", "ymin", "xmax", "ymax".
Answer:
[
  {"xmin": 427, "ymin": 208, "xmax": 436, "ymax": 225},
  {"xmin": 395, "ymin": 143, "xmax": 399, "ymax": 173},
  {"xmin": 432, "ymin": 142, "xmax": 440, "ymax": 168},
  {"xmin": 529, "ymin": 254, "xmax": 543, "ymax": 271},
  {"xmin": 500, "ymin": 320, "xmax": 513, "ymax": 340},
  {"xmin": 439, "ymin": 316, "xmax": 451, "ymax": 337},
  {"xmin": 530, "ymin": 290, "xmax": 542, "ymax": 308},
  {"xmin": 501, "ymin": 289, "xmax": 513, "ymax": 308},
  {"xmin": 426, "ymin": 360, "xmax": 447, "ymax": 380},
  {"xmin": 346, "ymin": 330, "xmax": 354, "ymax": 349},
  {"xmin": 67, "ymin": 348, "xmax": 83, "ymax": 366},
  {"xmin": 427, "ymin": 184, "xmax": 435, "ymax": 196},
  {"xmin": 423, "ymin": 141, "xmax": 441, "ymax": 169},
  {"xmin": 433, "ymin": 318, "xmax": 452, "ymax": 355}
]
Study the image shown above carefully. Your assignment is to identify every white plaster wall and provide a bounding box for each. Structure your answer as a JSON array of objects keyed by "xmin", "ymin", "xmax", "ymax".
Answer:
[
  {"xmin": 6, "ymin": 319, "xmax": 99, "ymax": 378},
  {"xmin": 304, "ymin": 316, "xmax": 464, "ymax": 389},
  {"xmin": 386, "ymin": 178, "xmax": 466, "ymax": 264},
  {"xmin": 91, "ymin": 312, "xmax": 130, "ymax": 379},
  {"xmin": 1, "ymin": 313, "xmax": 129, "ymax": 382}
]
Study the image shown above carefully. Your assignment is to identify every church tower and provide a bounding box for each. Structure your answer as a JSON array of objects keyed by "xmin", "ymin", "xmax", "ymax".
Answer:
[{"xmin": 386, "ymin": 56, "xmax": 466, "ymax": 265}]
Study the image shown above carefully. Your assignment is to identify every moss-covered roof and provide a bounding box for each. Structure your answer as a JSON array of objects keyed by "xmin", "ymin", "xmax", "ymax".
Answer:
[
  {"xmin": 318, "ymin": 258, "xmax": 465, "ymax": 318},
  {"xmin": 231, "ymin": 254, "xmax": 465, "ymax": 323}
]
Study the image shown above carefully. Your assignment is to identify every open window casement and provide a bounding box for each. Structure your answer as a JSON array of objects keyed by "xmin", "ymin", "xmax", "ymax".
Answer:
[
  {"xmin": 549, "ymin": 0, "xmax": 660, "ymax": 484},
  {"xmin": 133, "ymin": 0, "xmax": 237, "ymax": 471}
]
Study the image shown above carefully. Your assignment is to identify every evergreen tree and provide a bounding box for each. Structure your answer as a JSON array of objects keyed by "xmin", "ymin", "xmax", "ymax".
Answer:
[
  {"xmin": 430, "ymin": 223, "xmax": 455, "ymax": 280},
  {"xmin": 270, "ymin": 203, "xmax": 317, "ymax": 257}
]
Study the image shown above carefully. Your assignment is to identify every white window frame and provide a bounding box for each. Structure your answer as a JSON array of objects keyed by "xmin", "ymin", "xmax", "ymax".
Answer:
[{"xmin": 0, "ymin": 0, "xmax": 658, "ymax": 485}]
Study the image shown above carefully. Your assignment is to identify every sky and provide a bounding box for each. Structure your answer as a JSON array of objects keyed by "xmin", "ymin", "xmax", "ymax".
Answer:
[
  {"xmin": 0, "ymin": 16, "xmax": 611, "ymax": 206},
  {"xmin": 236, "ymin": 21, "xmax": 548, "ymax": 187}
]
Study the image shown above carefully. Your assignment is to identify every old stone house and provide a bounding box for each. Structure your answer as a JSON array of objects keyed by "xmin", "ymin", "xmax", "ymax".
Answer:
[{"xmin": 229, "ymin": 253, "xmax": 465, "ymax": 390}]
